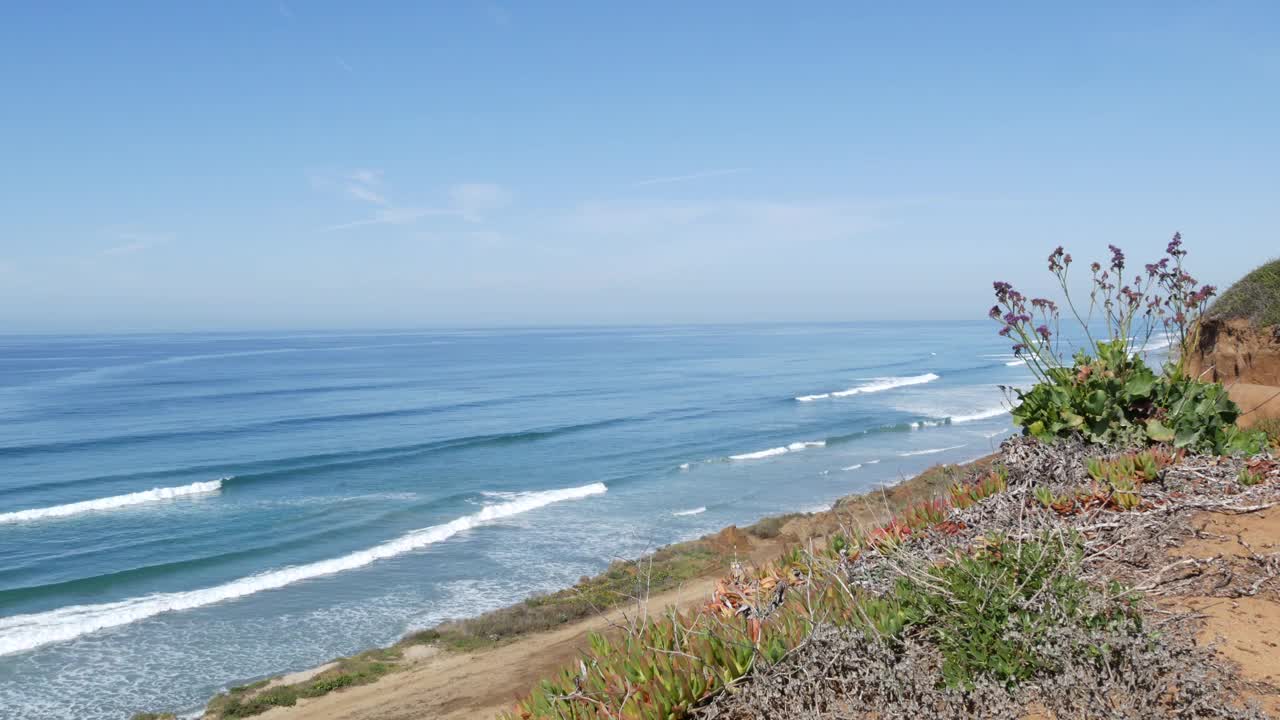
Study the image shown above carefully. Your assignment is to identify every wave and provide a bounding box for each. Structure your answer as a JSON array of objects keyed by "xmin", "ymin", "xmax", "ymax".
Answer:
[
  {"xmin": 0, "ymin": 480, "xmax": 225, "ymax": 524},
  {"xmin": 1005, "ymin": 359, "xmax": 1026, "ymax": 367},
  {"xmin": 0, "ymin": 482, "xmax": 606, "ymax": 657},
  {"xmin": 729, "ymin": 446, "xmax": 789, "ymax": 460},
  {"xmin": 899, "ymin": 444, "xmax": 967, "ymax": 457},
  {"xmin": 951, "ymin": 407, "xmax": 1009, "ymax": 423},
  {"xmin": 672, "ymin": 506, "xmax": 706, "ymax": 517},
  {"xmin": 729, "ymin": 440, "xmax": 825, "ymax": 461},
  {"xmin": 795, "ymin": 373, "xmax": 939, "ymax": 402},
  {"xmin": 841, "ymin": 463, "xmax": 863, "ymax": 471}
]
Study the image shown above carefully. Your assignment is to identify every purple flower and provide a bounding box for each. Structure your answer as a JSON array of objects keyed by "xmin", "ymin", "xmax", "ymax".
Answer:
[
  {"xmin": 1036, "ymin": 325, "xmax": 1051, "ymax": 340},
  {"xmin": 1108, "ymin": 244, "xmax": 1125, "ymax": 272},
  {"xmin": 988, "ymin": 305, "xmax": 1002, "ymax": 320},
  {"xmin": 999, "ymin": 326, "xmax": 1012, "ymax": 337},
  {"xmin": 1167, "ymin": 232, "xmax": 1184, "ymax": 257},
  {"xmin": 1003, "ymin": 312, "xmax": 1018, "ymax": 325},
  {"xmin": 1064, "ymin": 253, "xmax": 1072, "ymax": 265},
  {"xmin": 993, "ymin": 281, "xmax": 1012, "ymax": 300},
  {"xmin": 1091, "ymin": 262, "xmax": 1102, "ymax": 273},
  {"xmin": 1012, "ymin": 343, "xmax": 1027, "ymax": 355},
  {"xmin": 1047, "ymin": 246, "xmax": 1066, "ymax": 271}
]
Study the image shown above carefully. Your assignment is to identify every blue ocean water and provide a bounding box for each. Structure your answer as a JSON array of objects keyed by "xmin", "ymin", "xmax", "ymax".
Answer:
[{"xmin": 0, "ymin": 323, "xmax": 1045, "ymax": 719}]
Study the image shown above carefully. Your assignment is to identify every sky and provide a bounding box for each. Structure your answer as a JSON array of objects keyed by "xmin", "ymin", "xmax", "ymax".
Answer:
[{"xmin": 1, "ymin": 2, "xmax": 1278, "ymax": 332}]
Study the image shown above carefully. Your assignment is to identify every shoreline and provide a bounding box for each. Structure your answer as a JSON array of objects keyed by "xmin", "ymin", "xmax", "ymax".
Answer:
[{"xmin": 160, "ymin": 452, "xmax": 998, "ymax": 720}]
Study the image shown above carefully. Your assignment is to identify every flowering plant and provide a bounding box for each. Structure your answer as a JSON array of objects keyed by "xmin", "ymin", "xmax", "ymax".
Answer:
[
  {"xmin": 990, "ymin": 233, "xmax": 1214, "ymax": 382},
  {"xmin": 991, "ymin": 235, "xmax": 1264, "ymax": 455}
]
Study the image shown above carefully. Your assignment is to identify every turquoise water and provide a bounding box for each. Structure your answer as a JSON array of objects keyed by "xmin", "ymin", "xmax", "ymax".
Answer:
[{"xmin": 0, "ymin": 323, "xmax": 1041, "ymax": 719}]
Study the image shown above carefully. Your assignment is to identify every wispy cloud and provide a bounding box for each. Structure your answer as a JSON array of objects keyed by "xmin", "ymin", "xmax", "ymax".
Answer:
[
  {"xmin": 320, "ymin": 171, "xmax": 510, "ymax": 231},
  {"xmin": 560, "ymin": 199, "xmax": 883, "ymax": 243},
  {"xmin": 278, "ymin": 2, "xmax": 294, "ymax": 20},
  {"xmin": 632, "ymin": 168, "xmax": 751, "ymax": 187},
  {"xmin": 449, "ymin": 182, "xmax": 511, "ymax": 221},
  {"xmin": 336, "ymin": 56, "xmax": 354, "ymax": 75},
  {"xmin": 346, "ymin": 183, "xmax": 388, "ymax": 207},
  {"xmin": 102, "ymin": 231, "xmax": 169, "ymax": 256},
  {"xmin": 324, "ymin": 208, "xmax": 454, "ymax": 232}
]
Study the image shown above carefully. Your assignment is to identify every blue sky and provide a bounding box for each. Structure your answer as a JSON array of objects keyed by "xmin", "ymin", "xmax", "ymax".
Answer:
[{"xmin": 1, "ymin": 2, "xmax": 1277, "ymax": 332}]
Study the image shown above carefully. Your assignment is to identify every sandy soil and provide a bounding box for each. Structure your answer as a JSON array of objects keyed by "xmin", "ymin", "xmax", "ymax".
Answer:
[
  {"xmin": 247, "ymin": 535, "xmax": 785, "ymax": 720},
  {"xmin": 1173, "ymin": 507, "xmax": 1280, "ymax": 716}
]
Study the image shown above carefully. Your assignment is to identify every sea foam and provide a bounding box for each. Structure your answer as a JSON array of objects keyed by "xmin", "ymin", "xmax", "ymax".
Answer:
[
  {"xmin": 795, "ymin": 373, "xmax": 939, "ymax": 402},
  {"xmin": 0, "ymin": 482, "xmax": 606, "ymax": 657},
  {"xmin": 899, "ymin": 444, "xmax": 967, "ymax": 457},
  {"xmin": 672, "ymin": 506, "xmax": 706, "ymax": 517},
  {"xmin": 729, "ymin": 440, "xmax": 824, "ymax": 461},
  {"xmin": 0, "ymin": 480, "xmax": 226, "ymax": 524},
  {"xmin": 951, "ymin": 407, "xmax": 1009, "ymax": 423}
]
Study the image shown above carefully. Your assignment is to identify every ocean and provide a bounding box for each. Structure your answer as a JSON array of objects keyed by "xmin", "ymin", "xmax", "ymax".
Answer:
[{"xmin": 0, "ymin": 323, "xmax": 1057, "ymax": 719}]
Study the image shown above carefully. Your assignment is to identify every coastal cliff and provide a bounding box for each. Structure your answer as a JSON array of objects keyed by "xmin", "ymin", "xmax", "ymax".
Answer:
[{"xmin": 1188, "ymin": 259, "xmax": 1280, "ymax": 429}]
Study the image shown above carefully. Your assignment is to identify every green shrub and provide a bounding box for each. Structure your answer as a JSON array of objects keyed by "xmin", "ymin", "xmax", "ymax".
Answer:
[
  {"xmin": 1206, "ymin": 257, "xmax": 1280, "ymax": 327},
  {"xmin": 992, "ymin": 239, "xmax": 1266, "ymax": 455},
  {"xmin": 863, "ymin": 535, "xmax": 1141, "ymax": 689},
  {"xmin": 1257, "ymin": 418, "xmax": 1280, "ymax": 448},
  {"xmin": 1010, "ymin": 339, "xmax": 1264, "ymax": 454}
]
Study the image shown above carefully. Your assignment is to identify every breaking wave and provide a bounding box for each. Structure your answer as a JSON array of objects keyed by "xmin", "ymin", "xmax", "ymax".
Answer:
[
  {"xmin": 672, "ymin": 507, "xmax": 706, "ymax": 517},
  {"xmin": 0, "ymin": 480, "xmax": 225, "ymax": 524},
  {"xmin": 795, "ymin": 373, "xmax": 939, "ymax": 402},
  {"xmin": 899, "ymin": 444, "xmax": 967, "ymax": 457},
  {"xmin": 728, "ymin": 440, "xmax": 825, "ymax": 461},
  {"xmin": 0, "ymin": 482, "xmax": 606, "ymax": 656}
]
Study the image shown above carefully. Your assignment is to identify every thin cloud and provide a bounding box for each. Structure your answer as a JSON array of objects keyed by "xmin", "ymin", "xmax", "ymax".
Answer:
[
  {"xmin": 102, "ymin": 231, "xmax": 169, "ymax": 256},
  {"xmin": 336, "ymin": 57, "xmax": 354, "ymax": 75},
  {"xmin": 348, "ymin": 169, "xmax": 382, "ymax": 185},
  {"xmin": 278, "ymin": 2, "xmax": 294, "ymax": 20},
  {"xmin": 346, "ymin": 183, "xmax": 388, "ymax": 206},
  {"xmin": 632, "ymin": 168, "xmax": 751, "ymax": 187},
  {"xmin": 320, "ymin": 172, "xmax": 509, "ymax": 231},
  {"xmin": 449, "ymin": 182, "xmax": 511, "ymax": 221}
]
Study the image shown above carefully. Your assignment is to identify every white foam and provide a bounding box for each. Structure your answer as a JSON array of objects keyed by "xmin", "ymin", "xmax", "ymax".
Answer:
[
  {"xmin": 911, "ymin": 419, "xmax": 946, "ymax": 429},
  {"xmin": 899, "ymin": 444, "xmax": 967, "ymax": 457},
  {"xmin": 841, "ymin": 463, "xmax": 863, "ymax": 471},
  {"xmin": 0, "ymin": 482, "xmax": 606, "ymax": 657},
  {"xmin": 672, "ymin": 506, "xmax": 706, "ymax": 517},
  {"xmin": 0, "ymin": 480, "xmax": 226, "ymax": 524},
  {"xmin": 730, "ymin": 440, "xmax": 824, "ymax": 461},
  {"xmin": 729, "ymin": 446, "xmax": 789, "ymax": 460},
  {"xmin": 951, "ymin": 407, "xmax": 1009, "ymax": 423},
  {"xmin": 984, "ymin": 428, "xmax": 1013, "ymax": 439},
  {"xmin": 1005, "ymin": 359, "xmax": 1026, "ymax": 367},
  {"xmin": 795, "ymin": 373, "xmax": 939, "ymax": 402},
  {"xmin": 866, "ymin": 459, "xmax": 881, "ymax": 464},
  {"xmin": 678, "ymin": 462, "xmax": 691, "ymax": 470},
  {"xmin": 1140, "ymin": 336, "xmax": 1172, "ymax": 352}
]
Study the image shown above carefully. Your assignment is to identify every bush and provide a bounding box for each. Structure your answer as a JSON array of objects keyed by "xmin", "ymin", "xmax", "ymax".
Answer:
[
  {"xmin": 1206, "ymin": 257, "xmax": 1280, "ymax": 327},
  {"xmin": 862, "ymin": 535, "xmax": 1142, "ymax": 689},
  {"xmin": 992, "ymin": 237, "xmax": 1266, "ymax": 455}
]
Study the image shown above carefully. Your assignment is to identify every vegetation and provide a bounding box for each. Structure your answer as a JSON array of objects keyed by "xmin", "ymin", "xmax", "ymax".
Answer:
[
  {"xmin": 502, "ymin": 466, "xmax": 1016, "ymax": 720},
  {"xmin": 991, "ymin": 236, "xmax": 1266, "ymax": 454},
  {"xmin": 205, "ymin": 649, "xmax": 398, "ymax": 719},
  {"xmin": 1258, "ymin": 417, "xmax": 1280, "ymax": 448},
  {"xmin": 862, "ymin": 534, "xmax": 1142, "ymax": 690},
  {"xmin": 1206, "ymin": 257, "xmax": 1280, "ymax": 327}
]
